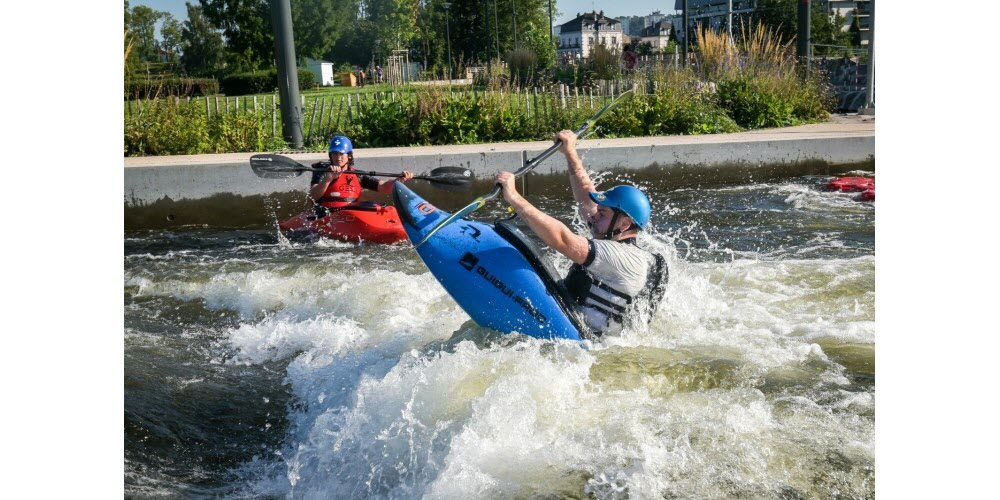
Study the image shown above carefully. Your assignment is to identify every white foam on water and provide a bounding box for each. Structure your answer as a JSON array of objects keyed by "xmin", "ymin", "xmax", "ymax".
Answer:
[
  {"xmin": 245, "ymin": 333, "xmax": 872, "ymax": 498},
  {"xmin": 126, "ymin": 258, "xmax": 456, "ymax": 321},
  {"xmin": 774, "ymin": 182, "xmax": 874, "ymax": 212},
  {"xmin": 223, "ymin": 227, "xmax": 873, "ymax": 498}
]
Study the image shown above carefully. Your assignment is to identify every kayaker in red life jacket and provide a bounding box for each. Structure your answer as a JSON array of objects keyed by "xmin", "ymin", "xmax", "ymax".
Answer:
[
  {"xmin": 494, "ymin": 130, "xmax": 668, "ymax": 337},
  {"xmin": 309, "ymin": 135, "xmax": 414, "ymax": 214}
]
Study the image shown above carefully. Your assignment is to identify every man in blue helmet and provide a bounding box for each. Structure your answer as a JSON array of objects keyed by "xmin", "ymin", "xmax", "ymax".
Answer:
[
  {"xmin": 309, "ymin": 135, "xmax": 413, "ymax": 214},
  {"xmin": 495, "ymin": 130, "xmax": 668, "ymax": 337}
]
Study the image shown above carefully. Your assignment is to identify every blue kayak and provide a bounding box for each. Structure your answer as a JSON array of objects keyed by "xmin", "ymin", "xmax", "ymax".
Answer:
[{"xmin": 393, "ymin": 183, "xmax": 585, "ymax": 340}]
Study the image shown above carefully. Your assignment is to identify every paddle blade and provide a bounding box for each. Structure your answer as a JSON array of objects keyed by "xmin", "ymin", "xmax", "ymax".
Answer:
[
  {"xmin": 250, "ymin": 154, "xmax": 308, "ymax": 179},
  {"xmin": 421, "ymin": 166, "xmax": 475, "ymax": 192}
]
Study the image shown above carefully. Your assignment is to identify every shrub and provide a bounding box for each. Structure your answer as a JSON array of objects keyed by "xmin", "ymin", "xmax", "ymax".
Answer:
[
  {"xmin": 220, "ymin": 69, "xmax": 316, "ymax": 96},
  {"xmin": 696, "ymin": 22, "xmax": 830, "ymax": 128},
  {"xmin": 208, "ymin": 111, "xmax": 284, "ymax": 153},
  {"xmin": 507, "ymin": 47, "xmax": 539, "ymax": 87},
  {"xmin": 124, "ymin": 98, "xmax": 288, "ymax": 156},
  {"xmin": 124, "ymin": 77, "xmax": 220, "ymax": 99},
  {"xmin": 590, "ymin": 44, "xmax": 621, "ymax": 81},
  {"xmin": 717, "ymin": 77, "xmax": 796, "ymax": 128},
  {"xmin": 124, "ymin": 99, "xmax": 211, "ymax": 156}
]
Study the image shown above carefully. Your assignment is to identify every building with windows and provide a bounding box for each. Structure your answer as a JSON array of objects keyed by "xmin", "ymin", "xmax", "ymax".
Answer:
[
  {"xmin": 615, "ymin": 15, "xmax": 645, "ymax": 37},
  {"xmin": 616, "ymin": 10, "xmax": 672, "ymax": 37},
  {"xmin": 672, "ymin": 0, "xmax": 757, "ymax": 44},
  {"xmin": 818, "ymin": 0, "xmax": 872, "ymax": 45},
  {"xmin": 639, "ymin": 20, "xmax": 673, "ymax": 51},
  {"xmin": 669, "ymin": 0, "xmax": 871, "ymax": 46},
  {"xmin": 557, "ymin": 11, "xmax": 624, "ymax": 62}
]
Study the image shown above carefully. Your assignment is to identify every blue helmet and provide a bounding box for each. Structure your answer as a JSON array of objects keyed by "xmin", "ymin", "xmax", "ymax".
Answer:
[
  {"xmin": 328, "ymin": 135, "xmax": 353, "ymax": 154},
  {"xmin": 589, "ymin": 185, "xmax": 652, "ymax": 229}
]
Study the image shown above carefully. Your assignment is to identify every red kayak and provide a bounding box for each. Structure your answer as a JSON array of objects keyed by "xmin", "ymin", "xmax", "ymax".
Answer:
[
  {"xmin": 278, "ymin": 203, "xmax": 407, "ymax": 243},
  {"xmin": 827, "ymin": 176, "xmax": 874, "ymax": 193},
  {"xmin": 827, "ymin": 176, "xmax": 875, "ymax": 202}
]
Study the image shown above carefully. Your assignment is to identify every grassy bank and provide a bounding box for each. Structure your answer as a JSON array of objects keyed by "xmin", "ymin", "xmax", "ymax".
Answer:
[{"xmin": 125, "ymin": 25, "xmax": 832, "ymax": 157}]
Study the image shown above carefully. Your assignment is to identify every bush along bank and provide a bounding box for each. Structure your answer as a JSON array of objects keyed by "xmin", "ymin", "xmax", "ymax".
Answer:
[{"xmin": 124, "ymin": 26, "xmax": 830, "ymax": 156}]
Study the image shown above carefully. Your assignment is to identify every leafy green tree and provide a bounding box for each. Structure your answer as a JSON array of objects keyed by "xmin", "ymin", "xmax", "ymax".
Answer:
[
  {"xmin": 849, "ymin": 12, "xmax": 862, "ymax": 47},
  {"xmin": 431, "ymin": 1, "xmax": 493, "ymax": 65},
  {"xmin": 292, "ymin": 0, "xmax": 359, "ymax": 60},
  {"xmin": 181, "ymin": 2, "xmax": 226, "ymax": 76},
  {"xmin": 366, "ymin": 0, "xmax": 420, "ymax": 59},
  {"xmin": 125, "ymin": 1, "xmax": 137, "ymax": 70},
  {"xmin": 128, "ymin": 5, "xmax": 165, "ymax": 62},
  {"xmin": 199, "ymin": 0, "xmax": 274, "ymax": 72},
  {"xmin": 755, "ymin": 0, "xmax": 850, "ymax": 53},
  {"xmin": 510, "ymin": 0, "xmax": 556, "ymax": 68},
  {"xmin": 160, "ymin": 14, "xmax": 184, "ymax": 63},
  {"xmin": 415, "ymin": 0, "xmax": 446, "ymax": 73}
]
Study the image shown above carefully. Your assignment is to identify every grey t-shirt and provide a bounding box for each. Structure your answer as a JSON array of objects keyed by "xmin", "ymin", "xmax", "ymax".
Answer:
[{"xmin": 578, "ymin": 238, "xmax": 653, "ymax": 335}]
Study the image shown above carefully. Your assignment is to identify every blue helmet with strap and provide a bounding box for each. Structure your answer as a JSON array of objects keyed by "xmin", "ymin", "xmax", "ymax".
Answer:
[
  {"xmin": 328, "ymin": 135, "xmax": 353, "ymax": 154},
  {"xmin": 589, "ymin": 185, "xmax": 652, "ymax": 230}
]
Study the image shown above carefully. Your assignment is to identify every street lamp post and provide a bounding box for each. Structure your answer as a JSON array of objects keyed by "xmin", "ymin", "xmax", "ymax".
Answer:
[
  {"xmin": 444, "ymin": 2, "xmax": 453, "ymax": 80},
  {"xmin": 493, "ymin": 0, "xmax": 500, "ymax": 60},
  {"xmin": 548, "ymin": 0, "xmax": 553, "ymax": 44},
  {"xmin": 511, "ymin": 0, "xmax": 518, "ymax": 49},
  {"xmin": 682, "ymin": 0, "xmax": 688, "ymax": 67}
]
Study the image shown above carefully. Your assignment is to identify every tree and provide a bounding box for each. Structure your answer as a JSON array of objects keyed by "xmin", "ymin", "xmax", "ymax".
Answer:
[
  {"xmin": 755, "ymin": 0, "xmax": 850, "ymax": 53},
  {"xmin": 849, "ymin": 11, "xmax": 862, "ymax": 47},
  {"xmin": 160, "ymin": 14, "xmax": 184, "ymax": 63},
  {"xmin": 292, "ymin": 0, "xmax": 359, "ymax": 60},
  {"xmin": 125, "ymin": 1, "xmax": 137, "ymax": 70},
  {"xmin": 199, "ymin": 0, "xmax": 274, "ymax": 72},
  {"xmin": 181, "ymin": 2, "xmax": 226, "ymax": 76},
  {"xmin": 127, "ymin": 5, "xmax": 165, "ymax": 62},
  {"xmin": 509, "ymin": 0, "xmax": 556, "ymax": 68},
  {"xmin": 366, "ymin": 0, "xmax": 420, "ymax": 60}
]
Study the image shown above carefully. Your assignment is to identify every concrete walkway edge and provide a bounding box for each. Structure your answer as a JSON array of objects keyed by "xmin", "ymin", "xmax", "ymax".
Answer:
[{"xmin": 125, "ymin": 115, "xmax": 874, "ymax": 205}]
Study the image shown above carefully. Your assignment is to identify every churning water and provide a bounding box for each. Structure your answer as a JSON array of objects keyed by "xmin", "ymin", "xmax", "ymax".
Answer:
[{"xmin": 125, "ymin": 173, "xmax": 874, "ymax": 498}]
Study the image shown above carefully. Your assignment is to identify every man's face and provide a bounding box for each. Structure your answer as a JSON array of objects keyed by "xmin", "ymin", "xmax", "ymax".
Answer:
[{"xmin": 588, "ymin": 205, "xmax": 622, "ymax": 239}]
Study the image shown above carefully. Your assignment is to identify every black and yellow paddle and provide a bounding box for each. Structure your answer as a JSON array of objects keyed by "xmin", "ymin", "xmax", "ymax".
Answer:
[
  {"xmin": 413, "ymin": 89, "xmax": 634, "ymax": 248},
  {"xmin": 249, "ymin": 153, "xmax": 475, "ymax": 192}
]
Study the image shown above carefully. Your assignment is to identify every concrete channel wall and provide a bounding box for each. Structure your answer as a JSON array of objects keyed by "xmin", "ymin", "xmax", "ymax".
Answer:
[{"xmin": 124, "ymin": 115, "xmax": 874, "ymax": 230}]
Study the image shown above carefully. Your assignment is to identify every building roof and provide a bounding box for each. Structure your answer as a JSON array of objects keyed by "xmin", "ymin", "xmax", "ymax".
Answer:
[
  {"xmin": 559, "ymin": 11, "xmax": 621, "ymax": 33},
  {"xmin": 640, "ymin": 20, "xmax": 671, "ymax": 37}
]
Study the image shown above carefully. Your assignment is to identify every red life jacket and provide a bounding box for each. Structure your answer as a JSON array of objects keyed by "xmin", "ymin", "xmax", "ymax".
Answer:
[{"xmin": 318, "ymin": 169, "xmax": 364, "ymax": 208}]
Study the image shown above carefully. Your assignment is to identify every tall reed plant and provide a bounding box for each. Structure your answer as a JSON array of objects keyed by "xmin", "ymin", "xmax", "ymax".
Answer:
[{"xmin": 695, "ymin": 21, "xmax": 831, "ymax": 128}]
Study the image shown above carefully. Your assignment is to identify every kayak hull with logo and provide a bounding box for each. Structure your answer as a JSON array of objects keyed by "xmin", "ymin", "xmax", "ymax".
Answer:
[
  {"xmin": 278, "ymin": 203, "xmax": 407, "ymax": 244},
  {"xmin": 392, "ymin": 182, "xmax": 584, "ymax": 340}
]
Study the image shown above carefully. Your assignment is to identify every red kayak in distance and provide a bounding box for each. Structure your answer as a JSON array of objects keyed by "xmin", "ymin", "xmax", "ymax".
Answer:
[
  {"xmin": 827, "ymin": 176, "xmax": 874, "ymax": 192},
  {"xmin": 278, "ymin": 203, "xmax": 407, "ymax": 244},
  {"xmin": 827, "ymin": 176, "xmax": 875, "ymax": 202}
]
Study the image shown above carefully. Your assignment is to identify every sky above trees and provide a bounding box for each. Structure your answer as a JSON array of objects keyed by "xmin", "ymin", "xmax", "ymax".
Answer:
[{"xmin": 132, "ymin": 0, "xmax": 678, "ymax": 32}]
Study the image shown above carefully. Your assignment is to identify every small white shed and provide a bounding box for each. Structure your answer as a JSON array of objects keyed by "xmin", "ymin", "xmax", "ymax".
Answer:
[{"xmin": 304, "ymin": 58, "xmax": 336, "ymax": 87}]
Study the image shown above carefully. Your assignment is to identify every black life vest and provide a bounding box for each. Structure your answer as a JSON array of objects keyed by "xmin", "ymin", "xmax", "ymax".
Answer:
[{"xmin": 562, "ymin": 244, "xmax": 668, "ymax": 334}]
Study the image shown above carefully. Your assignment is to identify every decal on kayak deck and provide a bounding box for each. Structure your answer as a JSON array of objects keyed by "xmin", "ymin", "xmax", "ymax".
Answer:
[
  {"xmin": 327, "ymin": 214, "xmax": 356, "ymax": 223},
  {"xmin": 459, "ymin": 252, "xmax": 479, "ymax": 271},
  {"xmin": 417, "ymin": 202, "xmax": 436, "ymax": 214},
  {"xmin": 458, "ymin": 252, "xmax": 547, "ymax": 324},
  {"xmin": 460, "ymin": 225, "xmax": 481, "ymax": 240}
]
